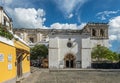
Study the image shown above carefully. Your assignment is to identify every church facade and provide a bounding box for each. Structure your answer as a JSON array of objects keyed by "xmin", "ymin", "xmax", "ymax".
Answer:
[
  {"xmin": 13, "ymin": 28, "xmax": 49, "ymax": 47},
  {"xmin": 48, "ymin": 23, "xmax": 109, "ymax": 69},
  {"xmin": 13, "ymin": 23, "xmax": 109, "ymax": 69}
]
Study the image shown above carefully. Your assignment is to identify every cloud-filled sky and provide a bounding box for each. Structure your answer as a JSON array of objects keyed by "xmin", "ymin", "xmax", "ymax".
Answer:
[{"xmin": 1, "ymin": 0, "xmax": 120, "ymax": 51}]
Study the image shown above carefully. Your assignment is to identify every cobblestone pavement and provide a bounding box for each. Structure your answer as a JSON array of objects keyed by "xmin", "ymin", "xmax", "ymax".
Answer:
[
  {"xmin": 22, "ymin": 67, "xmax": 120, "ymax": 83},
  {"xmin": 21, "ymin": 67, "xmax": 41, "ymax": 83}
]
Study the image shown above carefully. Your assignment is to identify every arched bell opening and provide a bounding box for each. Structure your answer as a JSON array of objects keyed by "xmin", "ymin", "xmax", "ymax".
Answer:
[{"xmin": 100, "ymin": 29, "xmax": 104, "ymax": 37}]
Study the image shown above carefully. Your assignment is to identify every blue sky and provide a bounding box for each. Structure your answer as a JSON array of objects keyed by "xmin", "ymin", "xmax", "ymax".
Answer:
[{"xmin": 1, "ymin": 0, "xmax": 120, "ymax": 52}]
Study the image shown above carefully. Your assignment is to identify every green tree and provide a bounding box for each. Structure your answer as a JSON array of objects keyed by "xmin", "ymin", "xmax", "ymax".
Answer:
[
  {"xmin": 117, "ymin": 53, "xmax": 120, "ymax": 62},
  {"xmin": 112, "ymin": 52, "xmax": 120, "ymax": 62},
  {"xmin": 91, "ymin": 45, "xmax": 118, "ymax": 62},
  {"xmin": 105, "ymin": 50, "xmax": 116, "ymax": 62},
  {"xmin": 30, "ymin": 44, "xmax": 48, "ymax": 60},
  {"xmin": 92, "ymin": 45, "xmax": 107, "ymax": 61}
]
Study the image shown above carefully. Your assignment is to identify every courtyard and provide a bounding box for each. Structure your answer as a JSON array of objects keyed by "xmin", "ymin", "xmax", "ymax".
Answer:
[{"xmin": 21, "ymin": 67, "xmax": 120, "ymax": 83}]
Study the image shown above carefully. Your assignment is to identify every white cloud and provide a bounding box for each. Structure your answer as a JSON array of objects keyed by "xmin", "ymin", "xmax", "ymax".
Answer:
[
  {"xmin": 50, "ymin": 22, "xmax": 86, "ymax": 30},
  {"xmin": 109, "ymin": 35, "xmax": 117, "ymax": 41},
  {"xmin": 109, "ymin": 16, "xmax": 120, "ymax": 41},
  {"xmin": 6, "ymin": 8, "xmax": 46, "ymax": 28},
  {"xmin": 109, "ymin": 16, "xmax": 120, "ymax": 29},
  {"xmin": 108, "ymin": 43, "xmax": 112, "ymax": 48},
  {"xmin": 53, "ymin": 0, "xmax": 87, "ymax": 17},
  {"xmin": 5, "ymin": 0, "xmax": 13, "ymax": 4},
  {"xmin": 3, "ymin": 0, "xmax": 47, "ymax": 29},
  {"xmin": 4, "ymin": 0, "xmax": 86, "ymax": 29},
  {"xmin": 6, "ymin": 0, "xmax": 33, "ymax": 8},
  {"xmin": 67, "ymin": 13, "xmax": 73, "ymax": 18},
  {"xmin": 0, "ymin": 0, "xmax": 13, "ymax": 5},
  {"xmin": 50, "ymin": 23, "xmax": 77, "ymax": 29},
  {"xmin": 97, "ymin": 10, "xmax": 120, "ymax": 20},
  {"xmin": 78, "ymin": 23, "xmax": 86, "ymax": 29}
]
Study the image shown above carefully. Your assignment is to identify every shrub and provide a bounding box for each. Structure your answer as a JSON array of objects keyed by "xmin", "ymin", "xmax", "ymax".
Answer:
[{"xmin": 0, "ymin": 26, "xmax": 13, "ymax": 40}]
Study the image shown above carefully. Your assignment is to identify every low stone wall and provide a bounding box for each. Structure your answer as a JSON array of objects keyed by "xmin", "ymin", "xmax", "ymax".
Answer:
[
  {"xmin": 92, "ymin": 62, "xmax": 120, "ymax": 69},
  {"xmin": 49, "ymin": 68, "xmax": 120, "ymax": 72}
]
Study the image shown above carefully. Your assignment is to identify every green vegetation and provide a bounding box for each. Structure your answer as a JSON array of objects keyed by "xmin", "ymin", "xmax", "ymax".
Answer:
[
  {"xmin": 30, "ymin": 44, "xmax": 48, "ymax": 60},
  {"xmin": 0, "ymin": 26, "xmax": 13, "ymax": 40},
  {"xmin": 92, "ymin": 45, "xmax": 120, "ymax": 62}
]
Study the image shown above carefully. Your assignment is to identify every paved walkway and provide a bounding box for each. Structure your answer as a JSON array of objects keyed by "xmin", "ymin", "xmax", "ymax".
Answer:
[
  {"xmin": 21, "ymin": 67, "xmax": 41, "ymax": 83},
  {"xmin": 22, "ymin": 67, "xmax": 120, "ymax": 83}
]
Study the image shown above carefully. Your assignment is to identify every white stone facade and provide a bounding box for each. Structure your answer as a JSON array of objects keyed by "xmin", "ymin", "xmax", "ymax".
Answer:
[
  {"xmin": 13, "ymin": 29, "xmax": 49, "ymax": 47},
  {"xmin": 49, "ymin": 23, "xmax": 109, "ymax": 69},
  {"xmin": 13, "ymin": 23, "xmax": 109, "ymax": 69},
  {"xmin": 0, "ymin": 6, "xmax": 12, "ymax": 31},
  {"xmin": 49, "ymin": 35, "xmax": 81, "ymax": 68}
]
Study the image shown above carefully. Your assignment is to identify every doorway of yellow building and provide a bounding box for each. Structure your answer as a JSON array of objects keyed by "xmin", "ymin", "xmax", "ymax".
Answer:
[{"xmin": 16, "ymin": 49, "xmax": 23, "ymax": 78}]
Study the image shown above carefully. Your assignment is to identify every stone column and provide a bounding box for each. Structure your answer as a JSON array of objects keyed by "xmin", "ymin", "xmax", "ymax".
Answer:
[{"xmin": 23, "ymin": 32, "xmax": 28, "ymax": 42}]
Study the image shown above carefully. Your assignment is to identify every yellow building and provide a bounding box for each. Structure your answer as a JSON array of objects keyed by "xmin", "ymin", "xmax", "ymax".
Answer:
[{"xmin": 0, "ymin": 6, "xmax": 30, "ymax": 83}]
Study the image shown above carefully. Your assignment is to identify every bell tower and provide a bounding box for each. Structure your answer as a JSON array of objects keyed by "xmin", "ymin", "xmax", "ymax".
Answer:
[{"xmin": 89, "ymin": 23, "xmax": 108, "ymax": 39}]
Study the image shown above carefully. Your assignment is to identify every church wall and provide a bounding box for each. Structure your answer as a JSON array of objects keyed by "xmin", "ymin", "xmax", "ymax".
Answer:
[
  {"xmin": 81, "ymin": 36, "xmax": 109, "ymax": 68},
  {"xmin": 81, "ymin": 49, "xmax": 91, "ymax": 68},
  {"xmin": 90, "ymin": 39, "xmax": 109, "ymax": 48},
  {"xmin": 59, "ymin": 35, "xmax": 81, "ymax": 68},
  {"xmin": 23, "ymin": 32, "xmax": 28, "ymax": 42},
  {"xmin": 37, "ymin": 33, "xmax": 43, "ymax": 42},
  {"xmin": 49, "ymin": 37, "xmax": 59, "ymax": 68},
  {"xmin": 49, "ymin": 49, "xmax": 59, "ymax": 68},
  {"xmin": 81, "ymin": 37, "xmax": 91, "ymax": 48},
  {"xmin": 14, "ymin": 29, "xmax": 48, "ymax": 45},
  {"xmin": 81, "ymin": 37, "xmax": 91, "ymax": 68},
  {"xmin": 49, "ymin": 35, "xmax": 81, "ymax": 69}
]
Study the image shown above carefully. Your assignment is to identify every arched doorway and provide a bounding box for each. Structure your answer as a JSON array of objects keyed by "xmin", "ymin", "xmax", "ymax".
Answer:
[{"xmin": 64, "ymin": 53, "xmax": 75, "ymax": 68}]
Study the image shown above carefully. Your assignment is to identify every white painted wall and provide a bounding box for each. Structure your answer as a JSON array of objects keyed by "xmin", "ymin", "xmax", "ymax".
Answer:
[
  {"xmin": 49, "ymin": 35, "xmax": 81, "ymax": 69},
  {"xmin": 49, "ymin": 32, "xmax": 109, "ymax": 69},
  {"xmin": 49, "ymin": 37, "xmax": 59, "ymax": 68},
  {"xmin": 0, "ymin": 36, "xmax": 14, "ymax": 46},
  {"xmin": 81, "ymin": 35, "xmax": 109, "ymax": 68},
  {"xmin": 90, "ymin": 39, "xmax": 109, "ymax": 48},
  {"xmin": 0, "ymin": 9, "xmax": 3, "ymax": 23},
  {"xmin": 81, "ymin": 37, "xmax": 91, "ymax": 68},
  {"xmin": 81, "ymin": 49, "xmax": 91, "ymax": 68}
]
